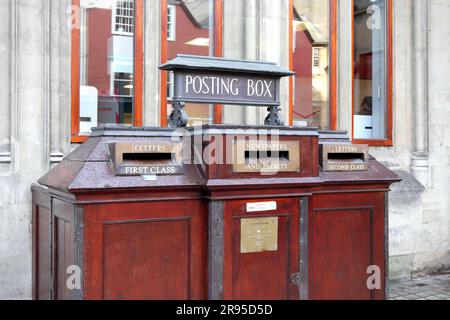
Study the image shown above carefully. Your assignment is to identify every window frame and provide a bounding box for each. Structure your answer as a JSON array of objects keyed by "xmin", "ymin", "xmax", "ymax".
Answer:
[
  {"xmin": 351, "ymin": 0, "xmax": 393, "ymax": 146},
  {"xmin": 288, "ymin": 0, "xmax": 338, "ymax": 129},
  {"xmin": 111, "ymin": 0, "xmax": 135, "ymax": 36},
  {"xmin": 167, "ymin": 4, "xmax": 177, "ymax": 41},
  {"xmin": 71, "ymin": 0, "xmax": 144, "ymax": 143},
  {"xmin": 160, "ymin": 0, "xmax": 223, "ymax": 127}
]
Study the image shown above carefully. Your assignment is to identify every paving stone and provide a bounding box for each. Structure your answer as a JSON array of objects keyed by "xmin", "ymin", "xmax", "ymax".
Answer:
[{"xmin": 389, "ymin": 274, "xmax": 450, "ymax": 300}]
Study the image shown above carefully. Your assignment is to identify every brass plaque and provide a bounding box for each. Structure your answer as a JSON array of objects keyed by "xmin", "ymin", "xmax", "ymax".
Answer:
[
  {"xmin": 233, "ymin": 140, "xmax": 300, "ymax": 173},
  {"xmin": 240, "ymin": 217, "xmax": 278, "ymax": 254}
]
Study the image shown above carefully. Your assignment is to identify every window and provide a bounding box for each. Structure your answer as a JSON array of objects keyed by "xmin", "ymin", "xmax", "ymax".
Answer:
[
  {"xmin": 313, "ymin": 48, "xmax": 320, "ymax": 68},
  {"xmin": 352, "ymin": 0, "xmax": 392, "ymax": 145},
  {"xmin": 112, "ymin": 0, "xmax": 135, "ymax": 35},
  {"xmin": 167, "ymin": 4, "xmax": 176, "ymax": 41},
  {"xmin": 290, "ymin": 0, "xmax": 337, "ymax": 129},
  {"xmin": 71, "ymin": 0, "xmax": 143, "ymax": 142},
  {"xmin": 161, "ymin": 0, "xmax": 223, "ymax": 127}
]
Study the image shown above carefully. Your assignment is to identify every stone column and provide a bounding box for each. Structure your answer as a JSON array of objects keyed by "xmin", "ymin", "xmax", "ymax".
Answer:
[
  {"xmin": 410, "ymin": 0, "xmax": 430, "ymax": 187},
  {"xmin": 0, "ymin": 0, "xmax": 12, "ymax": 168},
  {"xmin": 337, "ymin": 0, "xmax": 353, "ymax": 133},
  {"xmin": 244, "ymin": 0, "xmax": 259, "ymax": 125},
  {"xmin": 222, "ymin": 0, "xmax": 246, "ymax": 124},
  {"xmin": 143, "ymin": 0, "xmax": 162, "ymax": 127}
]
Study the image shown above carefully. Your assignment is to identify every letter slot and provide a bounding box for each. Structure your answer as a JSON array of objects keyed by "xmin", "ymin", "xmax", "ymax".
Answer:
[
  {"xmin": 108, "ymin": 142, "xmax": 183, "ymax": 176},
  {"xmin": 320, "ymin": 143, "xmax": 369, "ymax": 172}
]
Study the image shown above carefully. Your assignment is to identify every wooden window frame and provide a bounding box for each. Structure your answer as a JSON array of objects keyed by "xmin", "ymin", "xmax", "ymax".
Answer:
[
  {"xmin": 160, "ymin": 0, "xmax": 223, "ymax": 127},
  {"xmin": 71, "ymin": 0, "xmax": 144, "ymax": 143},
  {"xmin": 288, "ymin": 0, "xmax": 338, "ymax": 130},
  {"xmin": 351, "ymin": 0, "xmax": 393, "ymax": 146}
]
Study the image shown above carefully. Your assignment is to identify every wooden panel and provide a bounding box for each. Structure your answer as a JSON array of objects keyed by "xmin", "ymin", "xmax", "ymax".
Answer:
[
  {"xmin": 310, "ymin": 192, "xmax": 386, "ymax": 300},
  {"xmin": 34, "ymin": 204, "xmax": 52, "ymax": 300},
  {"xmin": 83, "ymin": 199, "xmax": 207, "ymax": 300},
  {"xmin": 310, "ymin": 208, "xmax": 372, "ymax": 300},
  {"xmin": 103, "ymin": 218, "xmax": 190, "ymax": 300},
  {"xmin": 32, "ymin": 189, "xmax": 52, "ymax": 300},
  {"xmin": 53, "ymin": 199, "xmax": 75, "ymax": 300},
  {"xmin": 55, "ymin": 216, "xmax": 74, "ymax": 300},
  {"xmin": 223, "ymin": 198, "xmax": 299, "ymax": 300}
]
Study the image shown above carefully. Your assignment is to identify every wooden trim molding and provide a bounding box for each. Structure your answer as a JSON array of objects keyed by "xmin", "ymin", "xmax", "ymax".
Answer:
[
  {"xmin": 213, "ymin": 0, "xmax": 224, "ymax": 124},
  {"xmin": 71, "ymin": 0, "xmax": 81, "ymax": 142},
  {"xmin": 134, "ymin": 0, "xmax": 144, "ymax": 127},
  {"xmin": 71, "ymin": 0, "xmax": 144, "ymax": 143},
  {"xmin": 288, "ymin": 0, "xmax": 294, "ymax": 126},
  {"xmin": 330, "ymin": 0, "xmax": 338, "ymax": 130},
  {"xmin": 352, "ymin": 0, "xmax": 393, "ymax": 147},
  {"xmin": 160, "ymin": 0, "xmax": 169, "ymax": 127},
  {"xmin": 160, "ymin": 0, "xmax": 223, "ymax": 127},
  {"xmin": 289, "ymin": 0, "xmax": 338, "ymax": 129}
]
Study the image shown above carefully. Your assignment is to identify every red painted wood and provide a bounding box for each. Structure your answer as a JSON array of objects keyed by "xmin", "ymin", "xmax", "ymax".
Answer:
[
  {"xmin": 103, "ymin": 218, "xmax": 190, "ymax": 299},
  {"xmin": 36, "ymin": 206, "xmax": 52, "ymax": 300},
  {"xmin": 83, "ymin": 199, "xmax": 207, "ymax": 300},
  {"xmin": 53, "ymin": 199, "xmax": 75, "ymax": 300},
  {"xmin": 223, "ymin": 198, "xmax": 299, "ymax": 300},
  {"xmin": 310, "ymin": 192, "xmax": 386, "ymax": 300}
]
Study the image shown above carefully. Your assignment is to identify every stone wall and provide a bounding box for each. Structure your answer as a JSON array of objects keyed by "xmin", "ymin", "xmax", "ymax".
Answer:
[{"xmin": 0, "ymin": 0, "xmax": 448, "ymax": 299}]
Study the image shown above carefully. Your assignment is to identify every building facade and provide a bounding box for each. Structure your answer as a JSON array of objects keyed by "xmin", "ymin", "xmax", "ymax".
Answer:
[{"xmin": 0, "ymin": 0, "xmax": 449, "ymax": 299}]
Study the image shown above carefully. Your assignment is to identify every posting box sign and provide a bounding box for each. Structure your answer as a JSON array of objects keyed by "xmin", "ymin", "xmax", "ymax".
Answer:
[{"xmin": 173, "ymin": 71, "xmax": 280, "ymax": 106}]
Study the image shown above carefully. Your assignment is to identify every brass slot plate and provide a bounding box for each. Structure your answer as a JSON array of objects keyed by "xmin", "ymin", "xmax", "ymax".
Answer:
[
  {"xmin": 108, "ymin": 142, "xmax": 183, "ymax": 176},
  {"xmin": 232, "ymin": 140, "xmax": 300, "ymax": 173},
  {"xmin": 321, "ymin": 144, "xmax": 369, "ymax": 172},
  {"xmin": 240, "ymin": 217, "xmax": 278, "ymax": 254}
]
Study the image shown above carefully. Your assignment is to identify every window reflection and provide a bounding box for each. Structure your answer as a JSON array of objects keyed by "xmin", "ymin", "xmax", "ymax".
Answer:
[
  {"xmin": 79, "ymin": 0, "xmax": 135, "ymax": 134},
  {"xmin": 166, "ymin": 0, "xmax": 214, "ymax": 126},
  {"xmin": 292, "ymin": 0, "xmax": 330, "ymax": 130},
  {"xmin": 353, "ymin": 0, "xmax": 387, "ymax": 140}
]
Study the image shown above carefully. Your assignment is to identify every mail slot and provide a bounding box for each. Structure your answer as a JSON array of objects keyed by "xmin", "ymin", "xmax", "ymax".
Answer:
[
  {"xmin": 108, "ymin": 142, "xmax": 183, "ymax": 176},
  {"xmin": 320, "ymin": 143, "xmax": 369, "ymax": 172},
  {"xmin": 232, "ymin": 139, "xmax": 301, "ymax": 173},
  {"xmin": 32, "ymin": 127, "xmax": 207, "ymax": 300},
  {"xmin": 32, "ymin": 126, "xmax": 400, "ymax": 300}
]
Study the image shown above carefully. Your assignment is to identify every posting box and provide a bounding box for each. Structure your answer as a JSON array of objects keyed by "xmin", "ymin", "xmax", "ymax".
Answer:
[
  {"xmin": 32, "ymin": 126, "xmax": 400, "ymax": 300},
  {"xmin": 32, "ymin": 127, "xmax": 208, "ymax": 300}
]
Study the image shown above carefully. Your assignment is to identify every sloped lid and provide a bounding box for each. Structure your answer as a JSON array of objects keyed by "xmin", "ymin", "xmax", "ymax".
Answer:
[
  {"xmin": 38, "ymin": 126, "xmax": 201, "ymax": 193},
  {"xmin": 159, "ymin": 55, "xmax": 295, "ymax": 77}
]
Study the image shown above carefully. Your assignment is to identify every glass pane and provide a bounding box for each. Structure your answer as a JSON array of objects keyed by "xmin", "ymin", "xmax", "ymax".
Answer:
[
  {"xmin": 353, "ymin": 0, "xmax": 387, "ymax": 140},
  {"xmin": 292, "ymin": 0, "xmax": 330, "ymax": 129},
  {"xmin": 79, "ymin": 0, "xmax": 135, "ymax": 135},
  {"xmin": 166, "ymin": 0, "xmax": 214, "ymax": 126}
]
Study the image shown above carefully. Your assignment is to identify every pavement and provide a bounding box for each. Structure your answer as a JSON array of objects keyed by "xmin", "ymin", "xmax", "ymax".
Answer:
[{"xmin": 389, "ymin": 274, "xmax": 450, "ymax": 300}]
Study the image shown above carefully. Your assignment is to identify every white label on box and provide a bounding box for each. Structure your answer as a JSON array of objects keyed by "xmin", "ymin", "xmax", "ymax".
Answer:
[{"xmin": 246, "ymin": 201, "xmax": 277, "ymax": 213}]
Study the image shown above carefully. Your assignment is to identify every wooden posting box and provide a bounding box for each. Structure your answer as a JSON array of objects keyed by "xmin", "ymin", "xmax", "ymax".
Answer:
[
  {"xmin": 32, "ymin": 127, "xmax": 208, "ymax": 300},
  {"xmin": 32, "ymin": 126, "xmax": 400, "ymax": 300}
]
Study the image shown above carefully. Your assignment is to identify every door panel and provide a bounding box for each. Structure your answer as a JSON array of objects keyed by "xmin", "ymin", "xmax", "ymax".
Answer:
[{"xmin": 224, "ymin": 198, "xmax": 300, "ymax": 300}]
